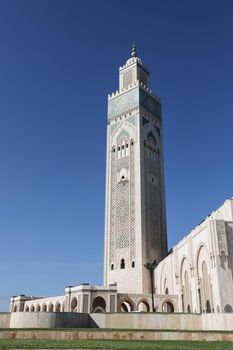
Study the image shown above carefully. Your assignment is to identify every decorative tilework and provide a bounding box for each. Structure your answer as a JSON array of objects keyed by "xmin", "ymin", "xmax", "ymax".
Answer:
[
  {"xmin": 108, "ymin": 88, "xmax": 139, "ymax": 118},
  {"xmin": 108, "ymin": 87, "xmax": 161, "ymax": 120},
  {"xmin": 117, "ymin": 129, "xmax": 129, "ymax": 144},
  {"xmin": 111, "ymin": 123, "xmax": 120, "ymax": 135},
  {"xmin": 126, "ymin": 115, "xmax": 135, "ymax": 126}
]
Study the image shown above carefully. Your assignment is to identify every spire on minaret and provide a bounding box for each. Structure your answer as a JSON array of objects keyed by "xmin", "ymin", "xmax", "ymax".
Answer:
[{"xmin": 131, "ymin": 42, "xmax": 137, "ymax": 57}]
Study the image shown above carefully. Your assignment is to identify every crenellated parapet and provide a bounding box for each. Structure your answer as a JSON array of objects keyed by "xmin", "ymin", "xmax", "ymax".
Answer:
[{"xmin": 108, "ymin": 80, "xmax": 160, "ymax": 103}]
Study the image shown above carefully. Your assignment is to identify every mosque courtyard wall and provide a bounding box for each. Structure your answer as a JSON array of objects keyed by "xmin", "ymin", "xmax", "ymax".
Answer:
[{"xmin": 1, "ymin": 311, "xmax": 233, "ymax": 332}]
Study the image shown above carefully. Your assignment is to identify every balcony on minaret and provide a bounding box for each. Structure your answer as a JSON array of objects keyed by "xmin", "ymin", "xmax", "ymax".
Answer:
[{"xmin": 119, "ymin": 45, "xmax": 150, "ymax": 90}]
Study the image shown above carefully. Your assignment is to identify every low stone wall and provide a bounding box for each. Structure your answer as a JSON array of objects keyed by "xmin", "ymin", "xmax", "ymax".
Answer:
[
  {"xmin": 91, "ymin": 312, "xmax": 233, "ymax": 331},
  {"xmin": 0, "ymin": 313, "xmax": 11, "ymax": 328},
  {"xmin": 0, "ymin": 329, "xmax": 233, "ymax": 341},
  {"xmin": 91, "ymin": 312, "xmax": 201, "ymax": 330},
  {"xmin": 10, "ymin": 312, "xmax": 89, "ymax": 329},
  {"xmin": 7, "ymin": 312, "xmax": 233, "ymax": 331}
]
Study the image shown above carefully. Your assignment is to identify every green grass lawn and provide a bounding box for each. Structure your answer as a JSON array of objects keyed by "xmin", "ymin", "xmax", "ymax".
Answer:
[{"xmin": 0, "ymin": 339, "xmax": 232, "ymax": 350}]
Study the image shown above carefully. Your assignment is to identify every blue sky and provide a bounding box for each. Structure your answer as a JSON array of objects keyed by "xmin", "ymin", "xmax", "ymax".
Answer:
[{"xmin": 0, "ymin": 0, "xmax": 232, "ymax": 311}]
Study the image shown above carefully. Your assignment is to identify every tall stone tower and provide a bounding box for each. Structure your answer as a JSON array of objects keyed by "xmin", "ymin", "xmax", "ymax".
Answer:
[{"xmin": 104, "ymin": 46, "xmax": 167, "ymax": 294}]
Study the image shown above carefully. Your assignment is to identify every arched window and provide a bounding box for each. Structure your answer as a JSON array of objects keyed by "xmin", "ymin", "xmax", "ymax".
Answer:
[
  {"xmin": 121, "ymin": 300, "xmax": 133, "ymax": 312},
  {"xmin": 162, "ymin": 301, "xmax": 174, "ymax": 313},
  {"xmin": 120, "ymin": 259, "xmax": 125, "ymax": 269},
  {"xmin": 131, "ymin": 261, "xmax": 135, "ymax": 268},
  {"xmin": 206, "ymin": 300, "xmax": 211, "ymax": 313},
  {"xmin": 71, "ymin": 297, "xmax": 78, "ymax": 312},
  {"xmin": 13, "ymin": 305, "xmax": 17, "ymax": 312},
  {"xmin": 92, "ymin": 296, "xmax": 106, "ymax": 313},
  {"xmin": 48, "ymin": 303, "xmax": 54, "ymax": 312},
  {"xmin": 137, "ymin": 300, "xmax": 150, "ymax": 312},
  {"xmin": 55, "ymin": 303, "xmax": 61, "ymax": 312},
  {"xmin": 62, "ymin": 301, "xmax": 65, "ymax": 312},
  {"xmin": 224, "ymin": 304, "xmax": 233, "ymax": 313},
  {"xmin": 111, "ymin": 264, "xmax": 114, "ymax": 270}
]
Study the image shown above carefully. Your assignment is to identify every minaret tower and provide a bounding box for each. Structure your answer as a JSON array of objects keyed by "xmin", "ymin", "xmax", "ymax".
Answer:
[{"xmin": 104, "ymin": 46, "xmax": 167, "ymax": 294}]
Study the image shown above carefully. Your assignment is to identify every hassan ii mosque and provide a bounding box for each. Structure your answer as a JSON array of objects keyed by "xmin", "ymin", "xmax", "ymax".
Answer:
[{"xmin": 10, "ymin": 47, "xmax": 233, "ymax": 318}]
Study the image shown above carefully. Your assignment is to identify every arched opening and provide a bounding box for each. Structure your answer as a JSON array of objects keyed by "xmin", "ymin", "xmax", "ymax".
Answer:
[
  {"xmin": 120, "ymin": 259, "xmax": 125, "ymax": 269},
  {"xmin": 206, "ymin": 300, "xmax": 211, "ymax": 313},
  {"xmin": 220, "ymin": 251, "xmax": 227, "ymax": 269},
  {"xmin": 163, "ymin": 277, "xmax": 169, "ymax": 295},
  {"xmin": 25, "ymin": 306, "xmax": 29, "ymax": 312},
  {"xmin": 196, "ymin": 246, "xmax": 211, "ymax": 313},
  {"xmin": 48, "ymin": 303, "xmax": 54, "ymax": 312},
  {"xmin": 137, "ymin": 300, "xmax": 150, "ymax": 312},
  {"xmin": 162, "ymin": 301, "xmax": 174, "ymax": 313},
  {"xmin": 224, "ymin": 304, "xmax": 233, "ymax": 313},
  {"xmin": 62, "ymin": 301, "xmax": 65, "ymax": 312},
  {"xmin": 30, "ymin": 305, "xmax": 35, "ymax": 312},
  {"xmin": 121, "ymin": 300, "xmax": 133, "ymax": 312},
  {"xmin": 55, "ymin": 302, "xmax": 61, "ymax": 312},
  {"xmin": 36, "ymin": 304, "xmax": 41, "ymax": 312},
  {"xmin": 13, "ymin": 305, "xmax": 17, "ymax": 312},
  {"xmin": 92, "ymin": 296, "xmax": 106, "ymax": 313},
  {"xmin": 71, "ymin": 297, "xmax": 78, "ymax": 312},
  {"xmin": 42, "ymin": 304, "xmax": 47, "ymax": 312},
  {"xmin": 202, "ymin": 261, "xmax": 212, "ymax": 313},
  {"xmin": 111, "ymin": 264, "xmax": 114, "ymax": 270},
  {"xmin": 180, "ymin": 257, "xmax": 192, "ymax": 313},
  {"xmin": 132, "ymin": 261, "xmax": 135, "ymax": 268}
]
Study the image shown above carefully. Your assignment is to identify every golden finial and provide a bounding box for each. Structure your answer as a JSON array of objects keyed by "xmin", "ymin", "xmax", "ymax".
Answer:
[{"xmin": 131, "ymin": 42, "xmax": 137, "ymax": 57}]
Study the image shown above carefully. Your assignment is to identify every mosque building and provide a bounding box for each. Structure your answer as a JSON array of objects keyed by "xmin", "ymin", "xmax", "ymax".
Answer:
[{"xmin": 10, "ymin": 47, "xmax": 233, "ymax": 316}]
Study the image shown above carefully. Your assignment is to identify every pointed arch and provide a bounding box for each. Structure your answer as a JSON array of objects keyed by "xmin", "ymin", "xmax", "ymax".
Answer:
[{"xmin": 55, "ymin": 302, "xmax": 61, "ymax": 312}]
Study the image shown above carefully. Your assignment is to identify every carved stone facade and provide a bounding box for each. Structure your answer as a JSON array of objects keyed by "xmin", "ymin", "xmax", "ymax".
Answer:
[
  {"xmin": 104, "ymin": 49, "xmax": 167, "ymax": 294},
  {"xmin": 155, "ymin": 198, "xmax": 233, "ymax": 314}
]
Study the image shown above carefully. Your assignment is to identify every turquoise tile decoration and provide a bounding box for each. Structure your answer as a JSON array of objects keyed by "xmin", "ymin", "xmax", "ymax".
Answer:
[
  {"xmin": 117, "ymin": 129, "xmax": 129, "ymax": 143},
  {"xmin": 108, "ymin": 87, "xmax": 162, "ymax": 120},
  {"xmin": 110, "ymin": 122, "xmax": 119, "ymax": 134},
  {"xmin": 126, "ymin": 115, "xmax": 135, "ymax": 126},
  {"xmin": 108, "ymin": 88, "xmax": 139, "ymax": 118}
]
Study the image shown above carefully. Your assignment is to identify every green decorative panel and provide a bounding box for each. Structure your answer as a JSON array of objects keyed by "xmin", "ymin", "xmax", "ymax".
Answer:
[
  {"xmin": 110, "ymin": 122, "xmax": 119, "ymax": 134},
  {"xmin": 108, "ymin": 86, "xmax": 162, "ymax": 120},
  {"xmin": 126, "ymin": 115, "xmax": 135, "ymax": 126},
  {"xmin": 143, "ymin": 117, "xmax": 149, "ymax": 126},
  {"xmin": 108, "ymin": 88, "xmax": 139, "ymax": 118},
  {"xmin": 117, "ymin": 129, "xmax": 129, "ymax": 143}
]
